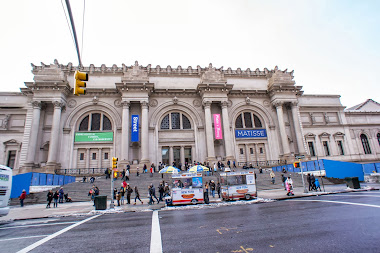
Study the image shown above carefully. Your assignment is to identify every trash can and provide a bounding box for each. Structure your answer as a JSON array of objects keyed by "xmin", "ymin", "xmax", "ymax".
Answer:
[
  {"xmin": 94, "ymin": 195, "xmax": 107, "ymax": 210},
  {"xmin": 345, "ymin": 177, "xmax": 361, "ymax": 189}
]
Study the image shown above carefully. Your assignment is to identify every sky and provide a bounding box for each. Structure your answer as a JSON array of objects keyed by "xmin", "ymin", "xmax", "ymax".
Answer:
[{"xmin": 0, "ymin": 0, "xmax": 379, "ymax": 108}]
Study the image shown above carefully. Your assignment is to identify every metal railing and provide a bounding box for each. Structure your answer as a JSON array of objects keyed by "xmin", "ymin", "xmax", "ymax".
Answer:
[
  {"xmin": 55, "ymin": 168, "xmax": 109, "ymax": 176},
  {"xmin": 238, "ymin": 160, "xmax": 287, "ymax": 168}
]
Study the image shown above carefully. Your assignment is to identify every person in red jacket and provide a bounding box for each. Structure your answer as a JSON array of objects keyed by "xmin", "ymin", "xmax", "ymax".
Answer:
[{"xmin": 19, "ymin": 190, "xmax": 26, "ymax": 207}]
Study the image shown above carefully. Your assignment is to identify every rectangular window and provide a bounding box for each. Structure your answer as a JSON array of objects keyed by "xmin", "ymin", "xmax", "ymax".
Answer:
[
  {"xmin": 92, "ymin": 153, "xmax": 96, "ymax": 160},
  {"xmin": 250, "ymin": 148, "xmax": 253, "ymax": 154},
  {"xmin": 104, "ymin": 153, "xmax": 109, "ymax": 160},
  {"xmin": 80, "ymin": 153, "xmax": 84, "ymax": 160},
  {"xmin": 308, "ymin": 142, "xmax": 316, "ymax": 157},
  {"xmin": 337, "ymin": 141, "xmax": 344, "ymax": 155},
  {"xmin": 240, "ymin": 148, "xmax": 244, "ymax": 155},
  {"xmin": 7, "ymin": 150, "xmax": 16, "ymax": 169},
  {"xmin": 260, "ymin": 147, "xmax": 263, "ymax": 154},
  {"xmin": 323, "ymin": 141, "xmax": 330, "ymax": 156}
]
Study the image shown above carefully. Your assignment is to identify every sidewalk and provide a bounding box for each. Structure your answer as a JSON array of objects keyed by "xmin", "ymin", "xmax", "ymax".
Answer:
[{"xmin": 1, "ymin": 183, "xmax": 379, "ymax": 222}]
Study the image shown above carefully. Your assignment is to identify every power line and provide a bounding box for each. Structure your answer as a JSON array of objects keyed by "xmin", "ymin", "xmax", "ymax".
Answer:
[
  {"xmin": 81, "ymin": 0, "xmax": 86, "ymax": 62},
  {"xmin": 65, "ymin": 0, "xmax": 82, "ymax": 67},
  {"xmin": 60, "ymin": 0, "xmax": 76, "ymax": 48}
]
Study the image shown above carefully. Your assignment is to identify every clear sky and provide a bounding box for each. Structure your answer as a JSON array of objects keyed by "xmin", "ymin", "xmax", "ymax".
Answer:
[{"xmin": 0, "ymin": 0, "xmax": 379, "ymax": 107}]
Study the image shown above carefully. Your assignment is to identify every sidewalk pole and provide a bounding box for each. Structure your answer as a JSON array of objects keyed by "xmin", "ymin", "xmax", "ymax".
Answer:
[
  {"xmin": 299, "ymin": 159, "xmax": 308, "ymax": 193},
  {"xmin": 110, "ymin": 169, "xmax": 114, "ymax": 209}
]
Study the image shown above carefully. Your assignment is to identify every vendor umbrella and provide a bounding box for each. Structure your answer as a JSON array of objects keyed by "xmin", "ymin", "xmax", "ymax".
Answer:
[
  {"xmin": 159, "ymin": 166, "xmax": 180, "ymax": 173},
  {"xmin": 188, "ymin": 165, "xmax": 210, "ymax": 173}
]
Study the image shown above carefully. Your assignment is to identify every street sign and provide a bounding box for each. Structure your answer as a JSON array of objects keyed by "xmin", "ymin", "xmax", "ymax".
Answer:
[{"xmin": 295, "ymin": 155, "xmax": 305, "ymax": 159}]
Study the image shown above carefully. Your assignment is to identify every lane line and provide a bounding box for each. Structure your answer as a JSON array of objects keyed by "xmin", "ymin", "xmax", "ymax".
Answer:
[
  {"xmin": 288, "ymin": 199, "xmax": 380, "ymax": 208},
  {"xmin": 0, "ymin": 221, "xmax": 76, "ymax": 230},
  {"xmin": 0, "ymin": 235, "xmax": 50, "ymax": 242},
  {"xmin": 324, "ymin": 194, "xmax": 380, "ymax": 198},
  {"xmin": 150, "ymin": 210, "xmax": 163, "ymax": 253},
  {"xmin": 17, "ymin": 214, "xmax": 101, "ymax": 253}
]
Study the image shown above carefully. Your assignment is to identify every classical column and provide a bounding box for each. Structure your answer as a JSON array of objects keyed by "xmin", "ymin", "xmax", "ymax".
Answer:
[
  {"xmin": 98, "ymin": 148, "xmax": 102, "ymax": 168},
  {"xmin": 291, "ymin": 102, "xmax": 307, "ymax": 155},
  {"xmin": 72, "ymin": 148, "xmax": 78, "ymax": 169},
  {"xmin": 191, "ymin": 145, "xmax": 195, "ymax": 164},
  {"xmin": 169, "ymin": 146, "xmax": 174, "ymax": 166},
  {"xmin": 86, "ymin": 148, "xmax": 90, "ymax": 168},
  {"xmin": 140, "ymin": 101, "xmax": 149, "ymax": 164},
  {"xmin": 47, "ymin": 101, "xmax": 64, "ymax": 166},
  {"xmin": 203, "ymin": 101, "xmax": 216, "ymax": 160},
  {"xmin": 245, "ymin": 144, "xmax": 250, "ymax": 164},
  {"xmin": 121, "ymin": 101, "xmax": 130, "ymax": 162},
  {"xmin": 274, "ymin": 101, "xmax": 291, "ymax": 156},
  {"xmin": 254, "ymin": 143, "xmax": 259, "ymax": 162},
  {"xmin": 27, "ymin": 101, "xmax": 42, "ymax": 164},
  {"xmin": 221, "ymin": 101, "xmax": 234, "ymax": 160},
  {"xmin": 180, "ymin": 145, "xmax": 185, "ymax": 169}
]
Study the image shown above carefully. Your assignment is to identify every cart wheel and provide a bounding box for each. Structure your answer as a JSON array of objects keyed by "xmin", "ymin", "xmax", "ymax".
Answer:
[
  {"xmin": 191, "ymin": 199, "xmax": 198, "ymax": 204},
  {"xmin": 245, "ymin": 194, "xmax": 251, "ymax": 200}
]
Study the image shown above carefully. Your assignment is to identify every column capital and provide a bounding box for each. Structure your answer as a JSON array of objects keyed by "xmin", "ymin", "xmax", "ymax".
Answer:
[
  {"xmin": 53, "ymin": 100, "xmax": 65, "ymax": 110},
  {"xmin": 272, "ymin": 100, "xmax": 284, "ymax": 108},
  {"xmin": 32, "ymin": 101, "xmax": 42, "ymax": 109},
  {"xmin": 221, "ymin": 101, "xmax": 229, "ymax": 109},
  {"xmin": 121, "ymin": 100, "xmax": 130, "ymax": 109},
  {"xmin": 141, "ymin": 101, "xmax": 149, "ymax": 109},
  {"xmin": 290, "ymin": 101, "xmax": 299, "ymax": 107},
  {"xmin": 203, "ymin": 101, "xmax": 212, "ymax": 109}
]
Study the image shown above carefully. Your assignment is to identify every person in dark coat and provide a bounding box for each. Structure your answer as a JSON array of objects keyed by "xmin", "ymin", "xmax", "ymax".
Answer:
[
  {"xmin": 46, "ymin": 190, "xmax": 53, "ymax": 208},
  {"xmin": 307, "ymin": 174, "xmax": 312, "ymax": 191},
  {"xmin": 134, "ymin": 186, "xmax": 143, "ymax": 205},
  {"xmin": 158, "ymin": 183, "xmax": 164, "ymax": 202},
  {"xmin": 282, "ymin": 174, "xmax": 287, "ymax": 190},
  {"xmin": 216, "ymin": 182, "xmax": 221, "ymax": 198},
  {"xmin": 310, "ymin": 174, "xmax": 316, "ymax": 191},
  {"xmin": 126, "ymin": 184, "xmax": 133, "ymax": 204},
  {"xmin": 53, "ymin": 190, "xmax": 59, "ymax": 208},
  {"xmin": 149, "ymin": 184, "xmax": 159, "ymax": 204},
  {"xmin": 19, "ymin": 190, "xmax": 26, "ymax": 207},
  {"xmin": 59, "ymin": 187, "xmax": 64, "ymax": 203}
]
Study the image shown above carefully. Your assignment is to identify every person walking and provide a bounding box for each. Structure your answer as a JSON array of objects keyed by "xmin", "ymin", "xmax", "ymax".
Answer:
[
  {"xmin": 19, "ymin": 190, "xmax": 26, "ymax": 207},
  {"xmin": 216, "ymin": 182, "xmax": 221, "ymax": 198},
  {"xmin": 281, "ymin": 174, "xmax": 287, "ymax": 190},
  {"xmin": 143, "ymin": 164, "xmax": 147, "ymax": 173},
  {"xmin": 58, "ymin": 187, "xmax": 64, "ymax": 203},
  {"xmin": 126, "ymin": 184, "xmax": 133, "ymax": 204},
  {"xmin": 125, "ymin": 169, "xmax": 130, "ymax": 181},
  {"xmin": 310, "ymin": 174, "xmax": 316, "ymax": 191},
  {"xmin": 53, "ymin": 190, "xmax": 59, "ymax": 208},
  {"xmin": 164, "ymin": 183, "xmax": 171, "ymax": 205},
  {"xmin": 158, "ymin": 182, "xmax": 164, "ymax": 202},
  {"xmin": 116, "ymin": 190, "xmax": 121, "ymax": 206},
  {"xmin": 120, "ymin": 183, "xmax": 125, "ymax": 205},
  {"xmin": 270, "ymin": 171, "xmax": 276, "ymax": 184},
  {"xmin": 122, "ymin": 169, "xmax": 126, "ymax": 180},
  {"xmin": 136, "ymin": 166, "xmax": 140, "ymax": 177},
  {"xmin": 105, "ymin": 168, "xmax": 109, "ymax": 179},
  {"xmin": 150, "ymin": 166, "xmax": 153, "ymax": 177},
  {"xmin": 307, "ymin": 174, "xmax": 312, "ymax": 191},
  {"xmin": 46, "ymin": 190, "xmax": 53, "ymax": 208},
  {"xmin": 233, "ymin": 160, "xmax": 236, "ymax": 169},
  {"xmin": 134, "ymin": 186, "xmax": 143, "ymax": 205},
  {"xmin": 285, "ymin": 176, "xmax": 294, "ymax": 196},
  {"xmin": 204, "ymin": 182, "xmax": 209, "ymax": 204},
  {"xmin": 315, "ymin": 178, "xmax": 322, "ymax": 191},
  {"xmin": 210, "ymin": 180, "xmax": 216, "ymax": 198},
  {"xmin": 150, "ymin": 184, "xmax": 159, "ymax": 204}
]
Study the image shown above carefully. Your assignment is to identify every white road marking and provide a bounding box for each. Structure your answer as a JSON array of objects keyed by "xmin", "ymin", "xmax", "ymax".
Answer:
[
  {"xmin": 288, "ymin": 199, "xmax": 380, "ymax": 208},
  {"xmin": 324, "ymin": 194, "xmax": 380, "ymax": 198},
  {"xmin": 0, "ymin": 221, "xmax": 76, "ymax": 230},
  {"xmin": 17, "ymin": 214, "xmax": 101, "ymax": 253},
  {"xmin": 0, "ymin": 235, "xmax": 50, "ymax": 242},
  {"xmin": 150, "ymin": 210, "xmax": 163, "ymax": 253}
]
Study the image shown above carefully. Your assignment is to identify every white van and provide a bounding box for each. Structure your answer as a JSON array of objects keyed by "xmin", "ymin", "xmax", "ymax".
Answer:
[{"xmin": 0, "ymin": 165, "xmax": 12, "ymax": 216}]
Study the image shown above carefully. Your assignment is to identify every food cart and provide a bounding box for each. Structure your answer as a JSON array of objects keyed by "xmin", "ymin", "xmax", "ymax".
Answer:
[
  {"xmin": 169, "ymin": 173, "xmax": 204, "ymax": 205},
  {"xmin": 220, "ymin": 171, "xmax": 257, "ymax": 200}
]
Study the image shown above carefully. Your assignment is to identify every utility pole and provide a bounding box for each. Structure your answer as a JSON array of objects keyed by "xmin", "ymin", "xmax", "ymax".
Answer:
[{"xmin": 296, "ymin": 155, "xmax": 308, "ymax": 193}]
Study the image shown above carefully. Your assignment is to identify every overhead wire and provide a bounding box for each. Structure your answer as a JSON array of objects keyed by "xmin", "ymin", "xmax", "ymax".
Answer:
[
  {"xmin": 60, "ymin": 0, "xmax": 76, "ymax": 50},
  {"xmin": 81, "ymin": 0, "xmax": 86, "ymax": 63}
]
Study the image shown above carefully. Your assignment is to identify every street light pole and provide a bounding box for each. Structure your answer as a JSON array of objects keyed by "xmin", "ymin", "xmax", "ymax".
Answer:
[
  {"xmin": 299, "ymin": 159, "xmax": 308, "ymax": 193},
  {"xmin": 110, "ymin": 169, "xmax": 114, "ymax": 209}
]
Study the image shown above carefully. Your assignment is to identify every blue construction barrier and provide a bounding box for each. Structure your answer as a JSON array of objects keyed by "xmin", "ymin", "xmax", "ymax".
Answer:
[
  {"xmin": 39, "ymin": 174, "xmax": 46, "ymax": 185},
  {"xmin": 59, "ymin": 175, "xmax": 64, "ymax": 185},
  {"xmin": 31, "ymin": 173, "xmax": 39, "ymax": 186},
  {"xmin": 363, "ymin": 163, "xmax": 376, "ymax": 174},
  {"xmin": 376, "ymin": 163, "xmax": 380, "ymax": 173},
  {"xmin": 47, "ymin": 174, "xmax": 53, "ymax": 185},
  {"xmin": 323, "ymin": 159, "xmax": 364, "ymax": 181},
  {"xmin": 11, "ymin": 173, "xmax": 33, "ymax": 199},
  {"xmin": 53, "ymin": 174, "xmax": 59, "ymax": 185}
]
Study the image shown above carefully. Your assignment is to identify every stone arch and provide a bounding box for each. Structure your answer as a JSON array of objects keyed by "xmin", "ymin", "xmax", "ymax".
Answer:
[
  {"xmin": 229, "ymin": 101, "xmax": 275, "ymax": 128},
  {"xmin": 63, "ymin": 101, "xmax": 122, "ymax": 130},
  {"xmin": 149, "ymin": 101, "xmax": 203, "ymax": 129}
]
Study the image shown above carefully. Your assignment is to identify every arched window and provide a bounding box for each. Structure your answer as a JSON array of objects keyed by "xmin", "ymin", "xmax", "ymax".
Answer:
[
  {"xmin": 235, "ymin": 112, "xmax": 263, "ymax": 129},
  {"xmin": 360, "ymin": 134, "xmax": 371, "ymax": 154},
  {"xmin": 377, "ymin": 133, "xmax": 380, "ymax": 146},
  {"xmin": 160, "ymin": 112, "xmax": 191, "ymax": 130},
  {"xmin": 78, "ymin": 113, "xmax": 112, "ymax": 131}
]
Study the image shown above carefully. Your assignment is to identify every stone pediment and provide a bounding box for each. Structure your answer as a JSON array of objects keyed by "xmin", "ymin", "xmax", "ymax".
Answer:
[
  {"xmin": 201, "ymin": 63, "xmax": 226, "ymax": 84},
  {"xmin": 32, "ymin": 59, "xmax": 66, "ymax": 83},
  {"xmin": 121, "ymin": 61, "xmax": 149, "ymax": 83},
  {"xmin": 346, "ymin": 99, "xmax": 380, "ymax": 112},
  {"xmin": 268, "ymin": 66, "xmax": 295, "ymax": 88}
]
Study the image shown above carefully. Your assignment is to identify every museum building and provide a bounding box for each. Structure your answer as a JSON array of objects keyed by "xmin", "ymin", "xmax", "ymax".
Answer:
[{"xmin": 0, "ymin": 60, "xmax": 379, "ymax": 174}]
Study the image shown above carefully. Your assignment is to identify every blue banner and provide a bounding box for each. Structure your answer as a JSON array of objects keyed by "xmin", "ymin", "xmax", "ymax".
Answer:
[
  {"xmin": 131, "ymin": 115, "xmax": 139, "ymax": 142},
  {"xmin": 235, "ymin": 129, "xmax": 267, "ymax": 138}
]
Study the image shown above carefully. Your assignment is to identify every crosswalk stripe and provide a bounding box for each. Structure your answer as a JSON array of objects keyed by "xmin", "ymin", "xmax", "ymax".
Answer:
[{"xmin": 150, "ymin": 210, "xmax": 163, "ymax": 253}]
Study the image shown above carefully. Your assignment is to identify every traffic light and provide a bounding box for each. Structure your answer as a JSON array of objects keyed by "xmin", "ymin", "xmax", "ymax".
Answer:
[
  {"xmin": 293, "ymin": 161, "xmax": 300, "ymax": 168},
  {"xmin": 114, "ymin": 171, "xmax": 118, "ymax": 178},
  {"xmin": 73, "ymin": 70, "xmax": 88, "ymax": 96},
  {"xmin": 112, "ymin": 157, "xmax": 118, "ymax": 170}
]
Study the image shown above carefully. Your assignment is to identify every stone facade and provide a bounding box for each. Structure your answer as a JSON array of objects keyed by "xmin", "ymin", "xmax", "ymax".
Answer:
[{"xmin": 1, "ymin": 60, "xmax": 379, "ymax": 174}]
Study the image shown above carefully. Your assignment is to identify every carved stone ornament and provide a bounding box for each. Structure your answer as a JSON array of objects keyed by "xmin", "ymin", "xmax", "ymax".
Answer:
[
  {"xmin": 193, "ymin": 99, "xmax": 202, "ymax": 107},
  {"xmin": 227, "ymin": 100, "xmax": 233, "ymax": 107},
  {"xmin": 122, "ymin": 60, "xmax": 149, "ymax": 82},
  {"xmin": 149, "ymin": 99, "xmax": 158, "ymax": 107},
  {"xmin": 245, "ymin": 97, "xmax": 251, "ymax": 105},
  {"xmin": 114, "ymin": 99, "xmax": 122, "ymax": 108},
  {"xmin": 121, "ymin": 101, "xmax": 130, "ymax": 108},
  {"xmin": 263, "ymin": 100, "xmax": 270, "ymax": 107},
  {"xmin": 141, "ymin": 101, "xmax": 149, "ymax": 109},
  {"xmin": 324, "ymin": 112, "xmax": 329, "ymax": 124},
  {"xmin": 53, "ymin": 101, "xmax": 65, "ymax": 109},
  {"xmin": 92, "ymin": 96, "xmax": 99, "ymax": 105},
  {"xmin": 172, "ymin": 96, "xmax": 178, "ymax": 104},
  {"xmin": 67, "ymin": 99, "xmax": 77, "ymax": 108},
  {"xmin": 201, "ymin": 63, "xmax": 226, "ymax": 84},
  {"xmin": 32, "ymin": 101, "xmax": 42, "ymax": 109},
  {"xmin": 1, "ymin": 114, "xmax": 10, "ymax": 129}
]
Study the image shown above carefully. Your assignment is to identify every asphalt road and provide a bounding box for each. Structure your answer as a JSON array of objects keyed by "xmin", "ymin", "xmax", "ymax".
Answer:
[{"xmin": 1, "ymin": 191, "xmax": 379, "ymax": 253}]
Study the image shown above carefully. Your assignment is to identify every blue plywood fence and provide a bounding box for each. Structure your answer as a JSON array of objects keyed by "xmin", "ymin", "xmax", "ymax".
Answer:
[
  {"xmin": 362, "ymin": 163, "xmax": 380, "ymax": 174},
  {"xmin": 11, "ymin": 173, "xmax": 76, "ymax": 198}
]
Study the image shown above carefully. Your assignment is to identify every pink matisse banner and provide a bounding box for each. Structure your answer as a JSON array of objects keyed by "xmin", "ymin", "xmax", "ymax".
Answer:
[{"xmin": 213, "ymin": 114, "xmax": 223, "ymax": 139}]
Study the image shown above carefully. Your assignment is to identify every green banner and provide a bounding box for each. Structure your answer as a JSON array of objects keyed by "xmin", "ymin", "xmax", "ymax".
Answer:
[{"xmin": 74, "ymin": 132, "xmax": 113, "ymax": 142}]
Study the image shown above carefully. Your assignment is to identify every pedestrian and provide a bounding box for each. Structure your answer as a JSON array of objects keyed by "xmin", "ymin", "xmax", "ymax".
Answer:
[
  {"xmin": 227, "ymin": 160, "xmax": 230, "ymax": 167},
  {"xmin": 204, "ymin": 182, "xmax": 209, "ymax": 204},
  {"xmin": 90, "ymin": 176, "xmax": 95, "ymax": 184},
  {"xmin": 58, "ymin": 187, "xmax": 64, "ymax": 203},
  {"xmin": 105, "ymin": 168, "xmax": 109, "ymax": 179},
  {"xmin": 307, "ymin": 174, "xmax": 312, "ymax": 191},
  {"xmin": 150, "ymin": 166, "xmax": 153, "ymax": 177},
  {"xmin": 158, "ymin": 182, "xmax": 164, "ymax": 202},
  {"xmin": 311, "ymin": 174, "xmax": 316, "ymax": 191},
  {"xmin": 133, "ymin": 186, "xmax": 143, "ymax": 205},
  {"xmin": 285, "ymin": 176, "xmax": 294, "ymax": 196},
  {"xmin": 120, "ymin": 183, "xmax": 125, "ymax": 205},
  {"xmin": 270, "ymin": 171, "xmax": 275, "ymax": 184},
  {"xmin": 281, "ymin": 174, "xmax": 287, "ymax": 190},
  {"xmin": 46, "ymin": 190, "xmax": 53, "ymax": 208},
  {"xmin": 143, "ymin": 164, "xmax": 147, "ymax": 173},
  {"xmin": 233, "ymin": 160, "xmax": 236, "ymax": 169},
  {"xmin": 126, "ymin": 169, "xmax": 130, "ymax": 181},
  {"xmin": 82, "ymin": 176, "xmax": 87, "ymax": 182},
  {"xmin": 315, "ymin": 178, "xmax": 321, "ymax": 191},
  {"xmin": 164, "ymin": 183, "xmax": 171, "ymax": 205},
  {"xmin": 122, "ymin": 169, "xmax": 126, "ymax": 180},
  {"xmin": 116, "ymin": 190, "xmax": 121, "ymax": 206},
  {"xmin": 217, "ymin": 182, "xmax": 221, "ymax": 198},
  {"xmin": 126, "ymin": 184, "xmax": 133, "ymax": 204},
  {"xmin": 150, "ymin": 184, "xmax": 160, "ymax": 204},
  {"xmin": 136, "ymin": 166, "xmax": 140, "ymax": 177},
  {"xmin": 113, "ymin": 187, "xmax": 118, "ymax": 204},
  {"xmin": 19, "ymin": 189, "xmax": 26, "ymax": 207},
  {"xmin": 259, "ymin": 167, "xmax": 263, "ymax": 173},
  {"xmin": 210, "ymin": 180, "xmax": 216, "ymax": 198},
  {"xmin": 53, "ymin": 190, "xmax": 59, "ymax": 208}
]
